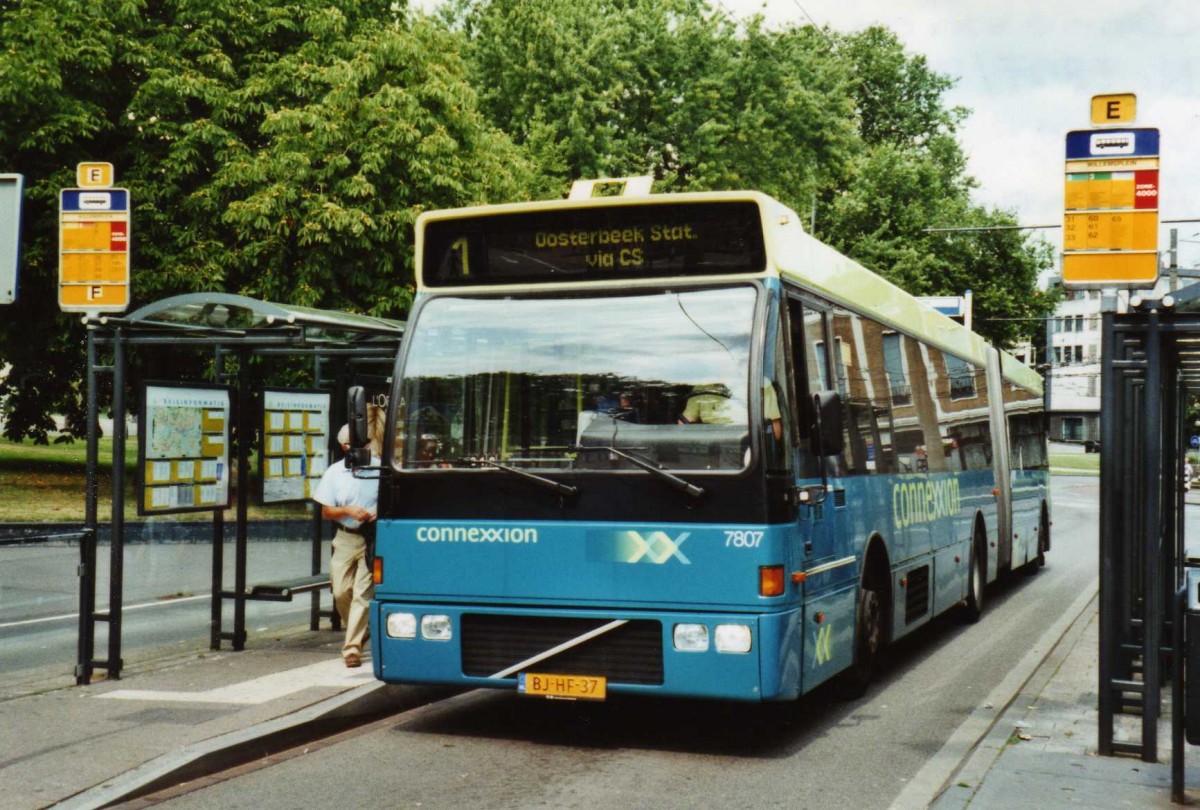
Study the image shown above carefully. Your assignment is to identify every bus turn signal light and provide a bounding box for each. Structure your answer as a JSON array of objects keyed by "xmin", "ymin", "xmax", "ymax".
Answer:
[
  {"xmin": 373, "ymin": 556, "xmax": 384, "ymax": 585},
  {"xmin": 760, "ymin": 565, "xmax": 785, "ymax": 597}
]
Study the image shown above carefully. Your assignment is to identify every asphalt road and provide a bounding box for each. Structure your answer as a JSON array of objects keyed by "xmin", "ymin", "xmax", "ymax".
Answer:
[
  {"xmin": 0, "ymin": 540, "xmax": 329, "ymax": 678},
  {"xmin": 143, "ymin": 475, "xmax": 1105, "ymax": 810}
]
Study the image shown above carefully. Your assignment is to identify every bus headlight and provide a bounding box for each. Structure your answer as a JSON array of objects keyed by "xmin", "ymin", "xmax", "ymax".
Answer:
[
  {"xmin": 714, "ymin": 623, "xmax": 753, "ymax": 653},
  {"xmin": 421, "ymin": 614, "xmax": 453, "ymax": 641},
  {"xmin": 673, "ymin": 623, "xmax": 710, "ymax": 652},
  {"xmin": 386, "ymin": 612, "xmax": 417, "ymax": 639}
]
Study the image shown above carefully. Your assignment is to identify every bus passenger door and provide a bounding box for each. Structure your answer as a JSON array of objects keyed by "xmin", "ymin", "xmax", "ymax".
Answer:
[
  {"xmin": 786, "ymin": 297, "xmax": 839, "ymax": 562},
  {"xmin": 786, "ymin": 295, "xmax": 856, "ymax": 691}
]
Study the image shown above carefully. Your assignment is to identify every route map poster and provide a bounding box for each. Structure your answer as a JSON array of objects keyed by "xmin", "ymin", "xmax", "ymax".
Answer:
[
  {"xmin": 260, "ymin": 388, "xmax": 330, "ymax": 504},
  {"xmin": 138, "ymin": 383, "xmax": 232, "ymax": 515}
]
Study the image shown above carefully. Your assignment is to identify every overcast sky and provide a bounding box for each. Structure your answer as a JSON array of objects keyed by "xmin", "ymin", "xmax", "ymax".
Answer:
[
  {"xmin": 413, "ymin": 0, "xmax": 1200, "ymax": 266},
  {"xmin": 723, "ymin": 0, "xmax": 1200, "ymax": 266}
]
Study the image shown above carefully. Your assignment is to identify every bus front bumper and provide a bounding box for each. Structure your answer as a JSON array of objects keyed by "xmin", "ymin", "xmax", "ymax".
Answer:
[{"xmin": 369, "ymin": 601, "xmax": 802, "ymax": 702}]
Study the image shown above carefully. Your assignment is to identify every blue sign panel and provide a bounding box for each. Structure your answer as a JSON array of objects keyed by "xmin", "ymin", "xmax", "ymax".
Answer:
[
  {"xmin": 1065, "ymin": 128, "xmax": 1159, "ymax": 160},
  {"xmin": 60, "ymin": 189, "xmax": 129, "ymax": 212},
  {"xmin": 1191, "ymin": 435, "xmax": 1199, "ymax": 449}
]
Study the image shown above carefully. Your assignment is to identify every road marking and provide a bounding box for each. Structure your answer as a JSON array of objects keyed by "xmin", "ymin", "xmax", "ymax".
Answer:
[
  {"xmin": 97, "ymin": 657, "xmax": 374, "ymax": 704},
  {"xmin": 0, "ymin": 594, "xmax": 210, "ymax": 629}
]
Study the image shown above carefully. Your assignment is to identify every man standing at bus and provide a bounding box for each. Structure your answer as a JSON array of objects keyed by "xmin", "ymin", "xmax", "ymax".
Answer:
[{"xmin": 313, "ymin": 424, "xmax": 379, "ymax": 668}]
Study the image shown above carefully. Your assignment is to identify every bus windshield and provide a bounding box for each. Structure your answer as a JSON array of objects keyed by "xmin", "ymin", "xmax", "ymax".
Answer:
[{"xmin": 395, "ymin": 287, "xmax": 757, "ymax": 473}]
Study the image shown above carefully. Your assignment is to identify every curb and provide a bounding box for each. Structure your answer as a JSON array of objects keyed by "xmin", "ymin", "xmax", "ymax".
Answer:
[
  {"xmin": 930, "ymin": 588, "xmax": 1099, "ymax": 809},
  {"xmin": 887, "ymin": 578, "xmax": 1100, "ymax": 810},
  {"xmin": 53, "ymin": 681, "xmax": 454, "ymax": 809}
]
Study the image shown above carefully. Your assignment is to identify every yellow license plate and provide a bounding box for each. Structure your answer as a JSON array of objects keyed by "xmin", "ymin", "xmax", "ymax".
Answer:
[{"xmin": 519, "ymin": 672, "xmax": 607, "ymax": 701}]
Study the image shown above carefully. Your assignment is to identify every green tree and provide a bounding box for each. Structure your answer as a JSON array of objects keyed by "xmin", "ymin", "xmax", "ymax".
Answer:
[
  {"xmin": 0, "ymin": 0, "xmax": 143, "ymax": 441},
  {"xmin": 127, "ymin": 2, "xmax": 532, "ymax": 316},
  {"xmin": 459, "ymin": 1, "xmax": 857, "ymax": 217},
  {"xmin": 0, "ymin": 0, "xmax": 532, "ymax": 442}
]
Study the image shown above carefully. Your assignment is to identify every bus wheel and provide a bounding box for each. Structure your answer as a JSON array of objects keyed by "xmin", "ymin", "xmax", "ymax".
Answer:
[
  {"xmin": 840, "ymin": 584, "xmax": 883, "ymax": 700},
  {"xmin": 963, "ymin": 531, "xmax": 984, "ymax": 623}
]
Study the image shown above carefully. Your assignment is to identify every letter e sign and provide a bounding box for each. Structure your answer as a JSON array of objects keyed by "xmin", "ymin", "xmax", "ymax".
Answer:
[{"xmin": 1090, "ymin": 94, "xmax": 1136, "ymax": 125}]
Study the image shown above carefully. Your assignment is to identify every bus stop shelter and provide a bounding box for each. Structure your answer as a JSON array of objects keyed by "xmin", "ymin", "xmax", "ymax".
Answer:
[
  {"xmin": 76, "ymin": 293, "xmax": 403, "ymax": 685},
  {"xmin": 1098, "ymin": 283, "xmax": 1200, "ymax": 800}
]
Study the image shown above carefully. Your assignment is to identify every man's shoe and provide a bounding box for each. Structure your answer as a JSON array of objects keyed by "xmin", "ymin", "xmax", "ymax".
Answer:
[{"xmin": 344, "ymin": 652, "xmax": 362, "ymax": 668}]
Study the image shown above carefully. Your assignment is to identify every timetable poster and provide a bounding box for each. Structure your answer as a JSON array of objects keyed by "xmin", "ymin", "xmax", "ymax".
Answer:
[
  {"xmin": 260, "ymin": 388, "xmax": 330, "ymax": 504},
  {"xmin": 138, "ymin": 383, "xmax": 232, "ymax": 515}
]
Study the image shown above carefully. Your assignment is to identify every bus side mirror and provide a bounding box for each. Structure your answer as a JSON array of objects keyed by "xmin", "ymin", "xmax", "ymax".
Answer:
[
  {"xmin": 346, "ymin": 386, "xmax": 370, "ymax": 468},
  {"xmin": 813, "ymin": 390, "xmax": 844, "ymax": 457}
]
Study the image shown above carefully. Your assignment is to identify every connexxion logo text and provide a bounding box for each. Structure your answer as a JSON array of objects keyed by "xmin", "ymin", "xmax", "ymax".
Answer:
[{"xmin": 415, "ymin": 526, "xmax": 539, "ymax": 544}]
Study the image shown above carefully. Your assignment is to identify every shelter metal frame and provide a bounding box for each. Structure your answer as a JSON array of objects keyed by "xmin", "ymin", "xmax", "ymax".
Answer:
[
  {"xmin": 77, "ymin": 294, "xmax": 403, "ymax": 684},
  {"xmin": 1097, "ymin": 283, "xmax": 1200, "ymax": 801}
]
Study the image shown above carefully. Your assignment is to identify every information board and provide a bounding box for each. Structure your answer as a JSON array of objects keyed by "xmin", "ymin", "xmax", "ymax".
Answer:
[
  {"xmin": 138, "ymin": 383, "xmax": 232, "ymax": 515},
  {"xmin": 59, "ymin": 187, "xmax": 131, "ymax": 312},
  {"xmin": 1062, "ymin": 127, "xmax": 1160, "ymax": 288},
  {"xmin": 260, "ymin": 388, "xmax": 331, "ymax": 503}
]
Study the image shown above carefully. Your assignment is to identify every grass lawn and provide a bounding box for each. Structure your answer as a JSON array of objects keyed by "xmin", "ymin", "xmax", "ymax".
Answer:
[
  {"xmin": 1048, "ymin": 452, "xmax": 1100, "ymax": 474},
  {"xmin": 0, "ymin": 436, "xmax": 308, "ymax": 523}
]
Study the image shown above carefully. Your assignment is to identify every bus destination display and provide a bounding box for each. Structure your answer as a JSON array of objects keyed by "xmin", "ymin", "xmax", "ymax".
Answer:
[{"xmin": 422, "ymin": 201, "xmax": 766, "ymax": 287}]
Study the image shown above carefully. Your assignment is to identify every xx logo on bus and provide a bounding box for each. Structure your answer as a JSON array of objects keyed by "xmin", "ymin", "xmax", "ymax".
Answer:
[
  {"xmin": 813, "ymin": 624, "xmax": 834, "ymax": 665},
  {"xmin": 614, "ymin": 532, "xmax": 691, "ymax": 564}
]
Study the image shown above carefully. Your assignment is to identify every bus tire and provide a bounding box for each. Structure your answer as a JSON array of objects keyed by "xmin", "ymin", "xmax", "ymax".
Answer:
[
  {"xmin": 963, "ymin": 528, "xmax": 985, "ymax": 623},
  {"xmin": 840, "ymin": 582, "xmax": 884, "ymax": 700}
]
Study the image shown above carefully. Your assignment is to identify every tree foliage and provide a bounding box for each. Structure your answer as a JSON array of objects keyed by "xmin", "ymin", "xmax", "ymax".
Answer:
[
  {"xmin": 0, "ymin": 0, "xmax": 1054, "ymax": 441},
  {"xmin": 0, "ymin": 0, "xmax": 530, "ymax": 441}
]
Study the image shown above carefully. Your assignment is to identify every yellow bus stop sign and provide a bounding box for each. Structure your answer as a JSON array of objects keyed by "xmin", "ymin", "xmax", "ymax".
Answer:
[{"xmin": 1062, "ymin": 126, "xmax": 1159, "ymax": 288}]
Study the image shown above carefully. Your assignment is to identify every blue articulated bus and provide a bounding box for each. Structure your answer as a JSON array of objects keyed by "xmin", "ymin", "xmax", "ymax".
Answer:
[{"xmin": 364, "ymin": 180, "xmax": 1049, "ymax": 702}]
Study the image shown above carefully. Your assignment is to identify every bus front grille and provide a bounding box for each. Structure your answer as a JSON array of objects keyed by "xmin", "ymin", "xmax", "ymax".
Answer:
[{"xmin": 461, "ymin": 614, "xmax": 664, "ymax": 685}]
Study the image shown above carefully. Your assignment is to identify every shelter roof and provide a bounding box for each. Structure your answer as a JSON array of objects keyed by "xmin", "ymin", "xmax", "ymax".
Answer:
[{"xmin": 90, "ymin": 293, "xmax": 403, "ymax": 344}]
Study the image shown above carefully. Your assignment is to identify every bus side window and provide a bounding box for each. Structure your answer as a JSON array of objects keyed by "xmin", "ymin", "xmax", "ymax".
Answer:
[
  {"xmin": 828, "ymin": 307, "xmax": 875, "ymax": 475},
  {"xmin": 928, "ymin": 346, "xmax": 992, "ymax": 472},
  {"xmin": 785, "ymin": 296, "xmax": 825, "ymax": 479},
  {"xmin": 763, "ymin": 296, "xmax": 792, "ymax": 472}
]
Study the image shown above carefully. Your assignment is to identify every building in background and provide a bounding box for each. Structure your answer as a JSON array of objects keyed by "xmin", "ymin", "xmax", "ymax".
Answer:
[
  {"xmin": 1045, "ymin": 286, "xmax": 1105, "ymax": 446},
  {"xmin": 1043, "ymin": 266, "xmax": 1194, "ymax": 447}
]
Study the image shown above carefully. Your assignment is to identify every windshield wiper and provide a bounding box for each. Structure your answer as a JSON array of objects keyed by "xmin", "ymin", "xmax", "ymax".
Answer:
[
  {"xmin": 463, "ymin": 457, "xmax": 579, "ymax": 498},
  {"xmin": 570, "ymin": 445, "xmax": 705, "ymax": 500}
]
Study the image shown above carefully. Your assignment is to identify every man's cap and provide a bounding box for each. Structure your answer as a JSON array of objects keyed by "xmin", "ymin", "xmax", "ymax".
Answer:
[{"xmin": 338, "ymin": 424, "xmax": 349, "ymax": 445}]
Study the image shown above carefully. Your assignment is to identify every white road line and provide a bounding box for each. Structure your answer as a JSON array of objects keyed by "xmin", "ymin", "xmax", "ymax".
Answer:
[
  {"xmin": 97, "ymin": 657, "xmax": 374, "ymax": 704},
  {"xmin": 0, "ymin": 594, "xmax": 210, "ymax": 629}
]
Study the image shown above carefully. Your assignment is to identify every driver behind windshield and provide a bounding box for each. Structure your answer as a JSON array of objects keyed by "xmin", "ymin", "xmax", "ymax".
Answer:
[{"xmin": 678, "ymin": 383, "xmax": 744, "ymax": 425}]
